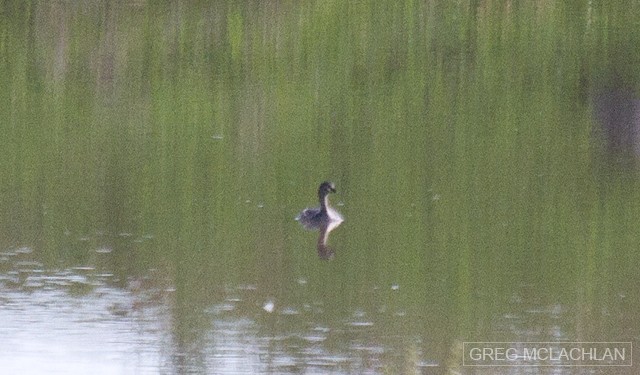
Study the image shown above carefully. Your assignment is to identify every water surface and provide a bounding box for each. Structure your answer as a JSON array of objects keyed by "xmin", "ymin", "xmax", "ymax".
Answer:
[{"xmin": 1, "ymin": 1, "xmax": 639, "ymax": 374}]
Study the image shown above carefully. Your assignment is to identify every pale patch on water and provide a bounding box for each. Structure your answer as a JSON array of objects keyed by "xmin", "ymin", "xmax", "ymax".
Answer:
[
  {"xmin": 262, "ymin": 299, "xmax": 275, "ymax": 313},
  {"xmin": 0, "ymin": 284, "xmax": 167, "ymax": 375}
]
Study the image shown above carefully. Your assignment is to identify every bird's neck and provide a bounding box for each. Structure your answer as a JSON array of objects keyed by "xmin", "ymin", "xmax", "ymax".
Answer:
[{"xmin": 319, "ymin": 194, "xmax": 329, "ymax": 212}]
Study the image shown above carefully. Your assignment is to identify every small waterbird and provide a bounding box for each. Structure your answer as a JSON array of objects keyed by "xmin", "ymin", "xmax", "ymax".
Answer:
[{"xmin": 295, "ymin": 181, "xmax": 344, "ymax": 230}]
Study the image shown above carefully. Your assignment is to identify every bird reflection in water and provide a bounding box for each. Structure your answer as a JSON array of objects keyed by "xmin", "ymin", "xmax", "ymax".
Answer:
[{"xmin": 296, "ymin": 181, "xmax": 344, "ymax": 259}]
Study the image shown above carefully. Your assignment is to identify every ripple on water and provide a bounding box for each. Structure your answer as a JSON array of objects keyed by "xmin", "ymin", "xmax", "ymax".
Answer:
[
  {"xmin": 208, "ymin": 302, "xmax": 237, "ymax": 315},
  {"xmin": 347, "ymin": 321, "xmax": 374, "ymax": 327},
  {"xmin": 280, "ymin": 306, "xmax": 299, "ymax": 315},
  {"xmin": 15, "ymin": 247, "xmax": 34, "ymax": 254},
  {"xmin": 302, "ymin": 334, "xmax": 326, "ymax": 343}
]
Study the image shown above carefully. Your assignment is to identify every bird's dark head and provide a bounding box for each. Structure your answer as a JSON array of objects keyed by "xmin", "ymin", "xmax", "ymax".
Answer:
[{"xmin": 318, "ymin": 181, "xmax": 337, "ymax": 196}]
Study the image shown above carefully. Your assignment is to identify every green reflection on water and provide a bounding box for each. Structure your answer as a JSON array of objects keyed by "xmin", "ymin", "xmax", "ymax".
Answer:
[{"xmin": 1, "ymin": 1, "xmax": 639, "ymax": 373}]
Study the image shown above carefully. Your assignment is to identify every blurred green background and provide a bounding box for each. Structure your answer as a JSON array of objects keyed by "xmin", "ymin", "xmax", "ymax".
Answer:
[{"xmin": 0, "ymin": 1, "xmax": 639, "ymax": 374}]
